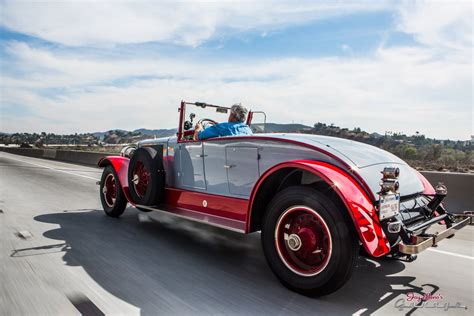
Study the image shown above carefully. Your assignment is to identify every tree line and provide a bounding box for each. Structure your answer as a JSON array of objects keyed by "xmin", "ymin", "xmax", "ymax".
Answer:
[
  {"xmin": 1, "ymin": 123, "xmax": 472, "ymax": 172},
  {"xmin": 309, "ymin": 123, "xmax": 473, "ymax": 172}
]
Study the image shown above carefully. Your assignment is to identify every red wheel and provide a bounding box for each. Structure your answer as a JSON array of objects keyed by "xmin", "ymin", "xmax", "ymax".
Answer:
[
  {"xmin": 132, "ymin": 161, "xmax": 150, "ymax": 197},
  {"xmin": 275, "ymin": 206, "xmax": 332, "ymax": 276},
  {"xmin": 103, "ymin": 173, "xmax": 118, "ymax": 207},
  {"xmin": 262, "ymin": 186, "xmax": 358, "ymax": 296},
  {"xmin": 100, "ymin": 165, "xmax": 127, "ymax": 217}
]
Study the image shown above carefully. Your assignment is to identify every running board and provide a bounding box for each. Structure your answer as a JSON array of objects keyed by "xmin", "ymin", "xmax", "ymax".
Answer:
[{"xmin": 135, "ymin": 204, "xmax": 246, "ymax": 233}]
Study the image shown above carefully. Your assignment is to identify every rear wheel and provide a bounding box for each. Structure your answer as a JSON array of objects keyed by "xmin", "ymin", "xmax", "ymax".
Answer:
[
  {"xmin": 261, "ymin": 186, "xmax": 358, "ymax": 296},
  {"xmin": 100, "ymin": 165, "xmax": 127, "ymax": 217}
]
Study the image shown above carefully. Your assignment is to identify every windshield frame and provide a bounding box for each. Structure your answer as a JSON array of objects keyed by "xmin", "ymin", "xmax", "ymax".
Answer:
[{"xmin": 177, "ymin": 100, "xmax": 263, "ymax": 143}]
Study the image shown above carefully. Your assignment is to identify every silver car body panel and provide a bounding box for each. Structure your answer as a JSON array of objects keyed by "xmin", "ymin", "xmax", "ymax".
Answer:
[{"xmin": 139, "ymin": 133, "xmax": 424, "ymax": 200}]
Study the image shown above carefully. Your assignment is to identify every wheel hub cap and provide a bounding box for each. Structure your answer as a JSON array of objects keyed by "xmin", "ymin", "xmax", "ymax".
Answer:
[
  {"xmin": 287, "ymin": 234, "xmax": 302, "ymax": 251},
  {"xmin": 274, "ymin": 206, "xmax": 332, "ymax": 277},
  {"xmin": 132, "ymin": 174, "xmax": 140, "ymax": 185}
]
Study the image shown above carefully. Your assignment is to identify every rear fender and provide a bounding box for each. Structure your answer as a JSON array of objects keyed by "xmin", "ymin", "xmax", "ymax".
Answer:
[
  {"xmin": 98, "ymin": 156, "xmax": 133, "ymax": 203},
  {"xmin": 248, "ymin": 160, "xmax": 391, "ymax": 257}
]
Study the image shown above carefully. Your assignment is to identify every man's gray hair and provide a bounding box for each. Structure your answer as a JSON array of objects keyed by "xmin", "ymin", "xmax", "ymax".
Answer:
[{"xmin": 230, "ymin": 103, "xmax": 248, "ymax": 123}]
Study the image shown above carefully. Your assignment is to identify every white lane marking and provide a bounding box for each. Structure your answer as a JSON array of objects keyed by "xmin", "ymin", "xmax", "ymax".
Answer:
[
  {"xmin": 427, "ymin": 248, "xmax": 474, "ymax": 260},
  {"xmin": 379, "ymin": 292, "xmax": 393, "ymax": 301},
  {"xmin": 352, "ymin": 308, "xmax": 368, "ymax": 316},
  {"xmin": 1, "ymin": 153, "xmax": 99, "ymax": 180},
  {"xmin": 17, "ymin": 230, "xmax": 33, "ymax": 239}
]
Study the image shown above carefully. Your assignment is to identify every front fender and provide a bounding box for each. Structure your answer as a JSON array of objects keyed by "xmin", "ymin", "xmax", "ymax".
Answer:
[
  {"xmin": 248, "ymin": 160, "xmax": 391, "ymax": 257},
  {"xmin": 98, "ymin": 156, "xmax": 132, "ymax": 202}
]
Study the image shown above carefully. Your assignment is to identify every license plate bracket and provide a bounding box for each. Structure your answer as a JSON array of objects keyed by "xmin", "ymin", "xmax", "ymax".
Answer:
[{"xmin": 379, "ymin": 194, "xmax": 400, "ymax": 220}]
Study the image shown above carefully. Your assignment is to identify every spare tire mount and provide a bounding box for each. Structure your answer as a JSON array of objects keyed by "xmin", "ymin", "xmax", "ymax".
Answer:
[{"xmin": 127, "ymin": 146, "xmax": 165, "ymax": 206}]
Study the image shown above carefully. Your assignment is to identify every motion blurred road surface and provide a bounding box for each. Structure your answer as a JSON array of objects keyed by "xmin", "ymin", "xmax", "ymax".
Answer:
[{"xmin": 1, "ymin": 151, "xmax": 472, "ymax": 315}]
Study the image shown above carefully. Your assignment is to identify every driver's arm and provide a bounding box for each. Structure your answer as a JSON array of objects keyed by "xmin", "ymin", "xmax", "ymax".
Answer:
[
  {"xmin": 193, "ymin": 122, "xmax": 203, "ymax": 141},
  {"xmin": 194, "ymin": 123, "xmax": 219, "ymax": 140}
]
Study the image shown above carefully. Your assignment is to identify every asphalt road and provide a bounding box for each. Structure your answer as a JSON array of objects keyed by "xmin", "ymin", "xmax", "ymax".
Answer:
[{"xmin": 1, "ymin": 151, "xmax": 473, "ymax": 316}]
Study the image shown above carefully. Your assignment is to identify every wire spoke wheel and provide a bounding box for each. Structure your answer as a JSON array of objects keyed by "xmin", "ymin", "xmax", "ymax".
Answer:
[
  {"xmin": 132, "ymin": 161, "xmax": 150, "ymax": 197},
  {"xmin": 99, "ymin": 165, "xmax": 127, "ymax": 217},
  {"xmin": 103, "ymin": 173, "xmax": 117, "ymax": 207}
]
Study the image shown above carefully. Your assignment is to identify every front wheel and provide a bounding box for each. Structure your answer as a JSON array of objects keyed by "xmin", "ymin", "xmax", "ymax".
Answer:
[
  {"xmin": 261, "ymin": 186, "xmax": 358, "ymax": 296},
  {"xmin": 100, "ymin": 165, "xmax": 127, "ymax": 217}
]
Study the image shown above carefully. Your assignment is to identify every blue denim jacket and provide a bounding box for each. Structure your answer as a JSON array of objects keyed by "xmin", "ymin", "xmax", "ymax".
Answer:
[{"xmin": 198, "ymin": 122, "xmax": 253, "ymax": 140}]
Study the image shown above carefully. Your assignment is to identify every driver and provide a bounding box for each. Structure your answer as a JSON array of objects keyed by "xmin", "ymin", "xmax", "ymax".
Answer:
[{"xmin": 194, "ymin": 103, "xmax": 253, "ymax": 140}]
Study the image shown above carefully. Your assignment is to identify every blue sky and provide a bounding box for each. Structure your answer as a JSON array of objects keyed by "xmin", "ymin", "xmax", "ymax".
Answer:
[{"xmin": 0, "ymin": 1, "xmax": 472, "ymax": 139}]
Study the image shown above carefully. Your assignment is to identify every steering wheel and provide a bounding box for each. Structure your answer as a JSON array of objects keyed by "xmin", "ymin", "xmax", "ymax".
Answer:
[{"xmin": 197, "ymin": 118, "xmax": 218, "ymax": 129}]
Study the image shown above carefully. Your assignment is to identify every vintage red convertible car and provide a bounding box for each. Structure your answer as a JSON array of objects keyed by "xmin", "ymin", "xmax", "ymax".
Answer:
[{"xmin": 98, "ymin": 101, "xmax": 470, "ymax": 296}]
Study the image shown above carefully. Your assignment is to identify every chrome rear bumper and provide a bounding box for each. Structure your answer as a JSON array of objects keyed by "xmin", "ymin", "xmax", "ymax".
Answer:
[{"xmin": 398, "ymin": 215, "xmax": 472, "ymax": 255}]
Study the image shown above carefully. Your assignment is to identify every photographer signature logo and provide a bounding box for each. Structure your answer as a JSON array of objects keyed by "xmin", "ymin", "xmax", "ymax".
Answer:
[{"xmin": 395, "ymin": 292, "xmax": 468, "ymax": 311}]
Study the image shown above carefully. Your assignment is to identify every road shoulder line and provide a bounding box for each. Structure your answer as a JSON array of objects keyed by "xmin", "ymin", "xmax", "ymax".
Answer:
[{"xmin": 427, "ymin": 248, "xmax": 473, "ymax": 260}]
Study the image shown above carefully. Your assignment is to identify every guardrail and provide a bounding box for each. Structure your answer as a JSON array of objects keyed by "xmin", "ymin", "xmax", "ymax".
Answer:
[{"xmin": 1, "ymin": 147, "xmax": 472, "ymax": 214}]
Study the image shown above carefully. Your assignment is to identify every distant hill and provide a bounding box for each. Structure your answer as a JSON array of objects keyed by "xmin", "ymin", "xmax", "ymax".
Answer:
[
  {"xmin": 92, "ymin": 129, "xmax": 128, "ymax": 140},
  {"xmin": 263, "ymin": 123, "xmax": 311, "ymax": 133},
  {"xmin": 96, "ymin": 124, "xmax": 304, "ymax": 139},
  {"xmin": 133, "ymin": 128, "xmax": 177, "ymax": 138},
  {"xmin": 92, "ymin": 131, "xmax": 106, "ymax": 139},
  {"xmin": 92, "ymin": 128, "xmax": 176, "ymax": 140}
]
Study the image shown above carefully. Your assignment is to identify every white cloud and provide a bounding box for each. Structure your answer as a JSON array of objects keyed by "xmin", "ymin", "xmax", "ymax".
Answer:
[
  {"xmin": 396, "ymin": 0, "xmax": 472, "ymax": 52},
  {"xmin": 0, "ymin": 0, "xmax": 391, "ymax": 47},
  {"xmin": 0, "ymin": 1, "xmax": 472, "ymax": 139},
  {"xmin": 340, "ymin": 44, "xmax": 352, "ymax": 53},
  {"xmin": 1, "ymin": 41, "xmax": 471, "ymax": 139}
]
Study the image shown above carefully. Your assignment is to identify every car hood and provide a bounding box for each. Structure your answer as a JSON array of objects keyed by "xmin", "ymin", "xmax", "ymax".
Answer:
[{"xmin": 264, "ymin": 133, "xmax": 424, "ymax": 197}]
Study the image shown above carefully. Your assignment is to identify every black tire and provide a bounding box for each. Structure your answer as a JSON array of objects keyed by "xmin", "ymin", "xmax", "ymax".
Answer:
[
  {"xmin": 128, "ymin": 147, "xmax": 165, "ymax": 206},
  {"xmin": 261, "ymin": 186, "xmax": 358, "ymax": 296},
  {"xmin": 100, "ymin": 165, "xmax": 127, "ymax": 217}
]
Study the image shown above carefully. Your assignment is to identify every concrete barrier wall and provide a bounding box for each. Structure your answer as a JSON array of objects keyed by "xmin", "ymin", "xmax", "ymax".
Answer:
[
  {"xmin": 1, "ymin": 147, "xmax": 472, "ymax": 213},
  {"xmin": 420, "ymin": 171, "xmax": 473, "ymax": 214},
  {"xmin": 0, "ymin": 147, "xmax": 108, "ymax": 167},
  {"xmin": 55, "ymin": 150, "xmax": 108, "ymax": 166},
  {"xmin": 0, "ymin": 147, "xmax": 46, "ymax": 158}
]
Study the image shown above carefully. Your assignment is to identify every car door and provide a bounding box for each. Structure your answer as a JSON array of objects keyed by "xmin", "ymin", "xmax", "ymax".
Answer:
[
  {"xmin": 225, "ymin": 146, "xmax": 260, "ymax": 196},
  {"xmin": 179, "ymin": 142, "xmax": 206, "ymax": 190},
  {"xmin": 203, "ymin": 141, "xmax": 229, "ymax": 195}
]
